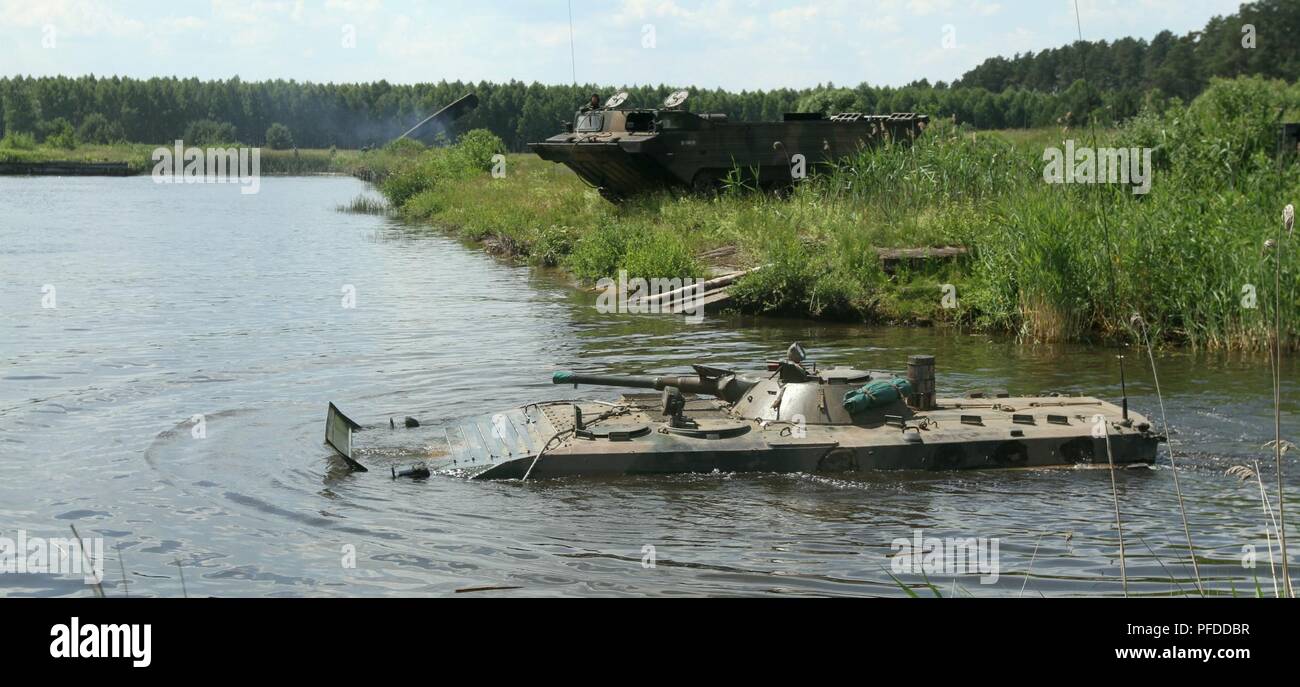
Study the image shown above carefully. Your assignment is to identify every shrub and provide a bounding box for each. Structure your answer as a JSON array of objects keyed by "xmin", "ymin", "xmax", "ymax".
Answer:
[
  {"xmin": 0, "ymin": 130, "xmax": 37, "ymax": 150},
  {"xmin": 380, "ymin": 160, "xmax": 436, "ymax": 207},
  {"xmin": 620, "ymin": 230, "xmax": 699, "ymax": 280},
  {"xmin": 451, "ymin": 128, "xmax": 505, "ymax": 172},
  {"xmin": 567, "ymin": 225, "xmax": 628, "ymax": 282},
  {"xmin": 40, "ymin": 117, "xmax": 77, "ymax": 149},
  {"xmin": 184, "ymin": 119, "xmax": 237, "ymax": 146},
  {"xmin": 265, "ymin": 123, "xmax": 294, "ymax": 150},
  {"xmin": 383, "ymin": 137, "xmax": 426, "ymax": 156},
  {"xmin": 76, "ymin": 113, "xmax": 125, "ymax": 144}
]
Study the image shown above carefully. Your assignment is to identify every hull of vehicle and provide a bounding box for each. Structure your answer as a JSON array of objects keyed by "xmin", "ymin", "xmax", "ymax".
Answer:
[
  {"xmin": 530, "ymin": 113, "xmax": 929, "ymax": 199},
  {"xmin": 428, "ymin": 395, "xmax": 1159, "ymax": 480}
]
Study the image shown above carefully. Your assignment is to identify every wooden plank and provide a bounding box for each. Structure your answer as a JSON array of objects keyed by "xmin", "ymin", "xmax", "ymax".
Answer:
[
  {"xmin": 875, "ymin": 246, "xmax": 968, "ymax": 260},
  {"xmin": 876, "ymin": 246, "xmax": 968, "ymax": 274}
]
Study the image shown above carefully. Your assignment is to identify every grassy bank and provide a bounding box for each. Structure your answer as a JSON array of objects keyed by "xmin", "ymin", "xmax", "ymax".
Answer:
[
  {"xmin": 381, "ymin": 77, "xmax": 1292, "ymax": 350},
  {"xmin": 0, "ymin": 139, "xmax": 380, "ymax": 176}
]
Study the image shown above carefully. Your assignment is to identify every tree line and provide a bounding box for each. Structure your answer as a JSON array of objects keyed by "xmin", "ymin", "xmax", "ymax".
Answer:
[{"xmin": 1, "ymin": 0, "xmax": 1294, "ymax": 151}]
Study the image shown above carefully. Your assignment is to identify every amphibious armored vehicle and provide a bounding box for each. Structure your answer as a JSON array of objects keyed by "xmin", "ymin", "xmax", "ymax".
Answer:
[
  {"xmin": 325, "ymin": 345, "xmax": 1160, "ymax": 480},
  {"xmin": 530, "ymin": 90, "xmax": 929, "ymax": 201}
]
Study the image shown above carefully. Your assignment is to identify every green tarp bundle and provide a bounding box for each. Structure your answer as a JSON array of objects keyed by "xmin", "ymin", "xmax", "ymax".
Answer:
[{"xmin": 842, "ymin": 378, "xmax": 912, "ymax": 414}]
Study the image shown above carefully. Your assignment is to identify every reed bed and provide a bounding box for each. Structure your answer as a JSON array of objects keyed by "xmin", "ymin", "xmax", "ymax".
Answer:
[{"xmin": 336, "ymin": 194, "xmax": 388, "ymax": 215}]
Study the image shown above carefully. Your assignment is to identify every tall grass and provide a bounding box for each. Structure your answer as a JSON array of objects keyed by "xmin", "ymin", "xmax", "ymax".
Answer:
[
  {"xmin": 336, "ymin": 194, "xmax": 388, "ymax": 215},
  {"xmin": 370, "ymin": 76, "xmax": 1300, "ymax": 350}
]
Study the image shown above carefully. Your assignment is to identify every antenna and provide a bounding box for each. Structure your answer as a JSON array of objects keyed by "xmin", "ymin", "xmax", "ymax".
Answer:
[{"xmin": 568, "ymin": 0, "xmax": 577, "ymax": 85}]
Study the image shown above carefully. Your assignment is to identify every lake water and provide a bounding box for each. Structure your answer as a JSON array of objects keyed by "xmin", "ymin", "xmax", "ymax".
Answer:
[{"xmin": 1, "ymin": 175, "xmax": 1295, "ymax": 597}]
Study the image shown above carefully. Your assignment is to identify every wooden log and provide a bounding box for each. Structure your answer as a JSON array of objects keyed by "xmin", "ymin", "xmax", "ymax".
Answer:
[
  {"xmin": 877, "ymin": 246, "xmax": 968, "ymax": 274},
  {"xmin": 628, "ymin": 266, "xmax": 763, "ymax": 309}
]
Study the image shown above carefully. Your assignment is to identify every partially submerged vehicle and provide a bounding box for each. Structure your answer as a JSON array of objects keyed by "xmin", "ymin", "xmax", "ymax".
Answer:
[
  {"xmin": 325, "ymin": 344, "xmax": 1160, "ymax": 480},
  {"xmin": 529, "ymin": 90, "xmax": 929, "ymax": 201}
]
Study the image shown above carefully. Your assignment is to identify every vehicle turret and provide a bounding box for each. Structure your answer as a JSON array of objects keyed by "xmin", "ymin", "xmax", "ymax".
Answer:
[{"xmin": 553, "ymin": 344, "xmax": 917, "ymax": 426}]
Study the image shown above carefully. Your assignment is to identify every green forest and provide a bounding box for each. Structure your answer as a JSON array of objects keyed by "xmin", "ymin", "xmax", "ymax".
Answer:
[{"xmin": 1, "ymin": 0, "xmax": 1296, "ymax": 151}]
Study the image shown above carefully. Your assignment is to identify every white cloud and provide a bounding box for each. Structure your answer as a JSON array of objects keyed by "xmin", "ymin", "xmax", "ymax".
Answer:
[
  {"xmin": 862, "ymin": 15, "xmax": 904, "ymax": 33},
  {"xmin": 906, "ymin": 0, "xmax": 956, "ymax": 17},
  {"xmin": 0, "ymin": 0, "xmax": 146, "ymax": 37},
  {"xmin": 770, "ymin": 4, "xmax": 821, "ymax": 31},
  {"xmin": 518, "ymin": 23, "xmax": 574, "ymax": 50}
]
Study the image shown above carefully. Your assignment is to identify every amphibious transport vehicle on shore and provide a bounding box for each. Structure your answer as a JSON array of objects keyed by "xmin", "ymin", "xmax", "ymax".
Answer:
[
  {"xmin": 325, "ymin": 344, "xmax": 1161, "ymax": 480},
  {"xmin": 529, "ymin": 90, "xmax": 929, "ymax": 201}
]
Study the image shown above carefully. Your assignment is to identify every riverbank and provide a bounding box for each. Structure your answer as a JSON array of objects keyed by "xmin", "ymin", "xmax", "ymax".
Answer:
[
  {"xmin": 0, "ymin": 142, "xmax": 373, "ymax": 176},
  {"xmin": 366, "ymin": 77, "xmax": 1300, "ymax": 352}
]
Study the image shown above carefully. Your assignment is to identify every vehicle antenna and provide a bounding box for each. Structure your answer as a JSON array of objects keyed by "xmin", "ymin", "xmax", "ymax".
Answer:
[{"xmin": 568, "ymin": 0, "xmax": 577, "ymax": 86}]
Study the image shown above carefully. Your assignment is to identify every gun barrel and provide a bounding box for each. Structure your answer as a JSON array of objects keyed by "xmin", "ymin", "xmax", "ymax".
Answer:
[
  {"xmin": 399, "ymin": 93, "xmax": 480, "ymax": 143},
  {"xmin": 555, "ymin": 370, "xmax": 722, "ymax": 391},
  {"xmin": 553, "ymin": 372, "xmax": 659, "ymax": 389},
  {"xmin": 553, "ymin": 371, "xmax": 755, "ymax": 402}
]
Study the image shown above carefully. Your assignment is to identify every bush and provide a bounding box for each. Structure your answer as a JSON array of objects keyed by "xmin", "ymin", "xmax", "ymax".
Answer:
[
  {"xmin": 1125, "ymin": 77, "xmax": 1300, "ymax": 183},
  {"xmin": 451, "ymin": 128, "xmax": 506, "ymax": 172},
  {"xmin": 532, "ymin": 224, "xmax": 578, "ymax": 267},
  {"xmin": 620, "ymin": 230, "xmax": 700, "ymax": 280},
  {"xmin": 729, "ymin": 229, "xmax": 817, "ymax": 315},
  {"xmin": 567, "ymin": 225, "xmax": 628, "ymax": 282},
  {"xmin": 265, "ymin": 123, "xmax": 294, "ymax": 150},
  {"xmin": 40, "ymin": 117, "xmax": 77, "ymax": 149},
  {"xmin": 383, "ymin": 137, "xmax": 426, "ymax": 156},
  {"xmin": 76, "ymin": 113, "xmax": 124, "ymax": 144},
  {"xmin": 0, "ymin": 131, "xmax": 37, "ymax": 150},
  {"xmin": 184, "ymin": 119, "xmax": 237, "ymax": 146},
  {"xmin": 380, "ymin": 160, "xmax": 436, "ymax": 207}
]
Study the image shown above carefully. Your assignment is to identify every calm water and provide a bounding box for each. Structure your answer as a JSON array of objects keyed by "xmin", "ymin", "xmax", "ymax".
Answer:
[{"xmin": 1, "ymin": 175, "xmax": 1295, "ymax": 597}]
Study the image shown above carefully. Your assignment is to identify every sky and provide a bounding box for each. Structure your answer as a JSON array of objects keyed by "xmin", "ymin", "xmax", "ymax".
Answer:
[{"xmin": 0, "ymin": 0, "xmax": 1249, "ymax": 90}]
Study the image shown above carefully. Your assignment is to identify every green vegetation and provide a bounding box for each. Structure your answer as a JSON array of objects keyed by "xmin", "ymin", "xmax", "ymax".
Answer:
[
  {"xmin": 372, "ymin": 77, "xmax": 1300, "ymax": 351},
  {"xmin": 1, "ymin": 1, "xmax": 1294, "ymax": 149},
  {"xmin": 337, "ymin": 194, "xmax": 388, "ymax": 215},
  {"xmin": 255, "ymin": 147, "xmax": 357, "ymax": 175},
  {"xmin": 0, "ymin": 139, "xmax": 379, "ymax": 175},
  {"xmin": 182, "ymin": 119, "xmax": 237, "ymax": 146},
  {"xmin": 0, "ymin": 130, "xmax": 37, "ymax": 150},
  {"xmin": 0, "ymin": 139, "xmax": 154, "ymax": 172},
  {"xmin": 75, "ymin": 113, "xmax": 124, "ymax": 144},
  {"xmin": 40, "ymin": 117, "xmax": 76, "ymax": 149},
  {"xmin": 265, "ymin": 123, "xmax": 294, "ymax": 150}
]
